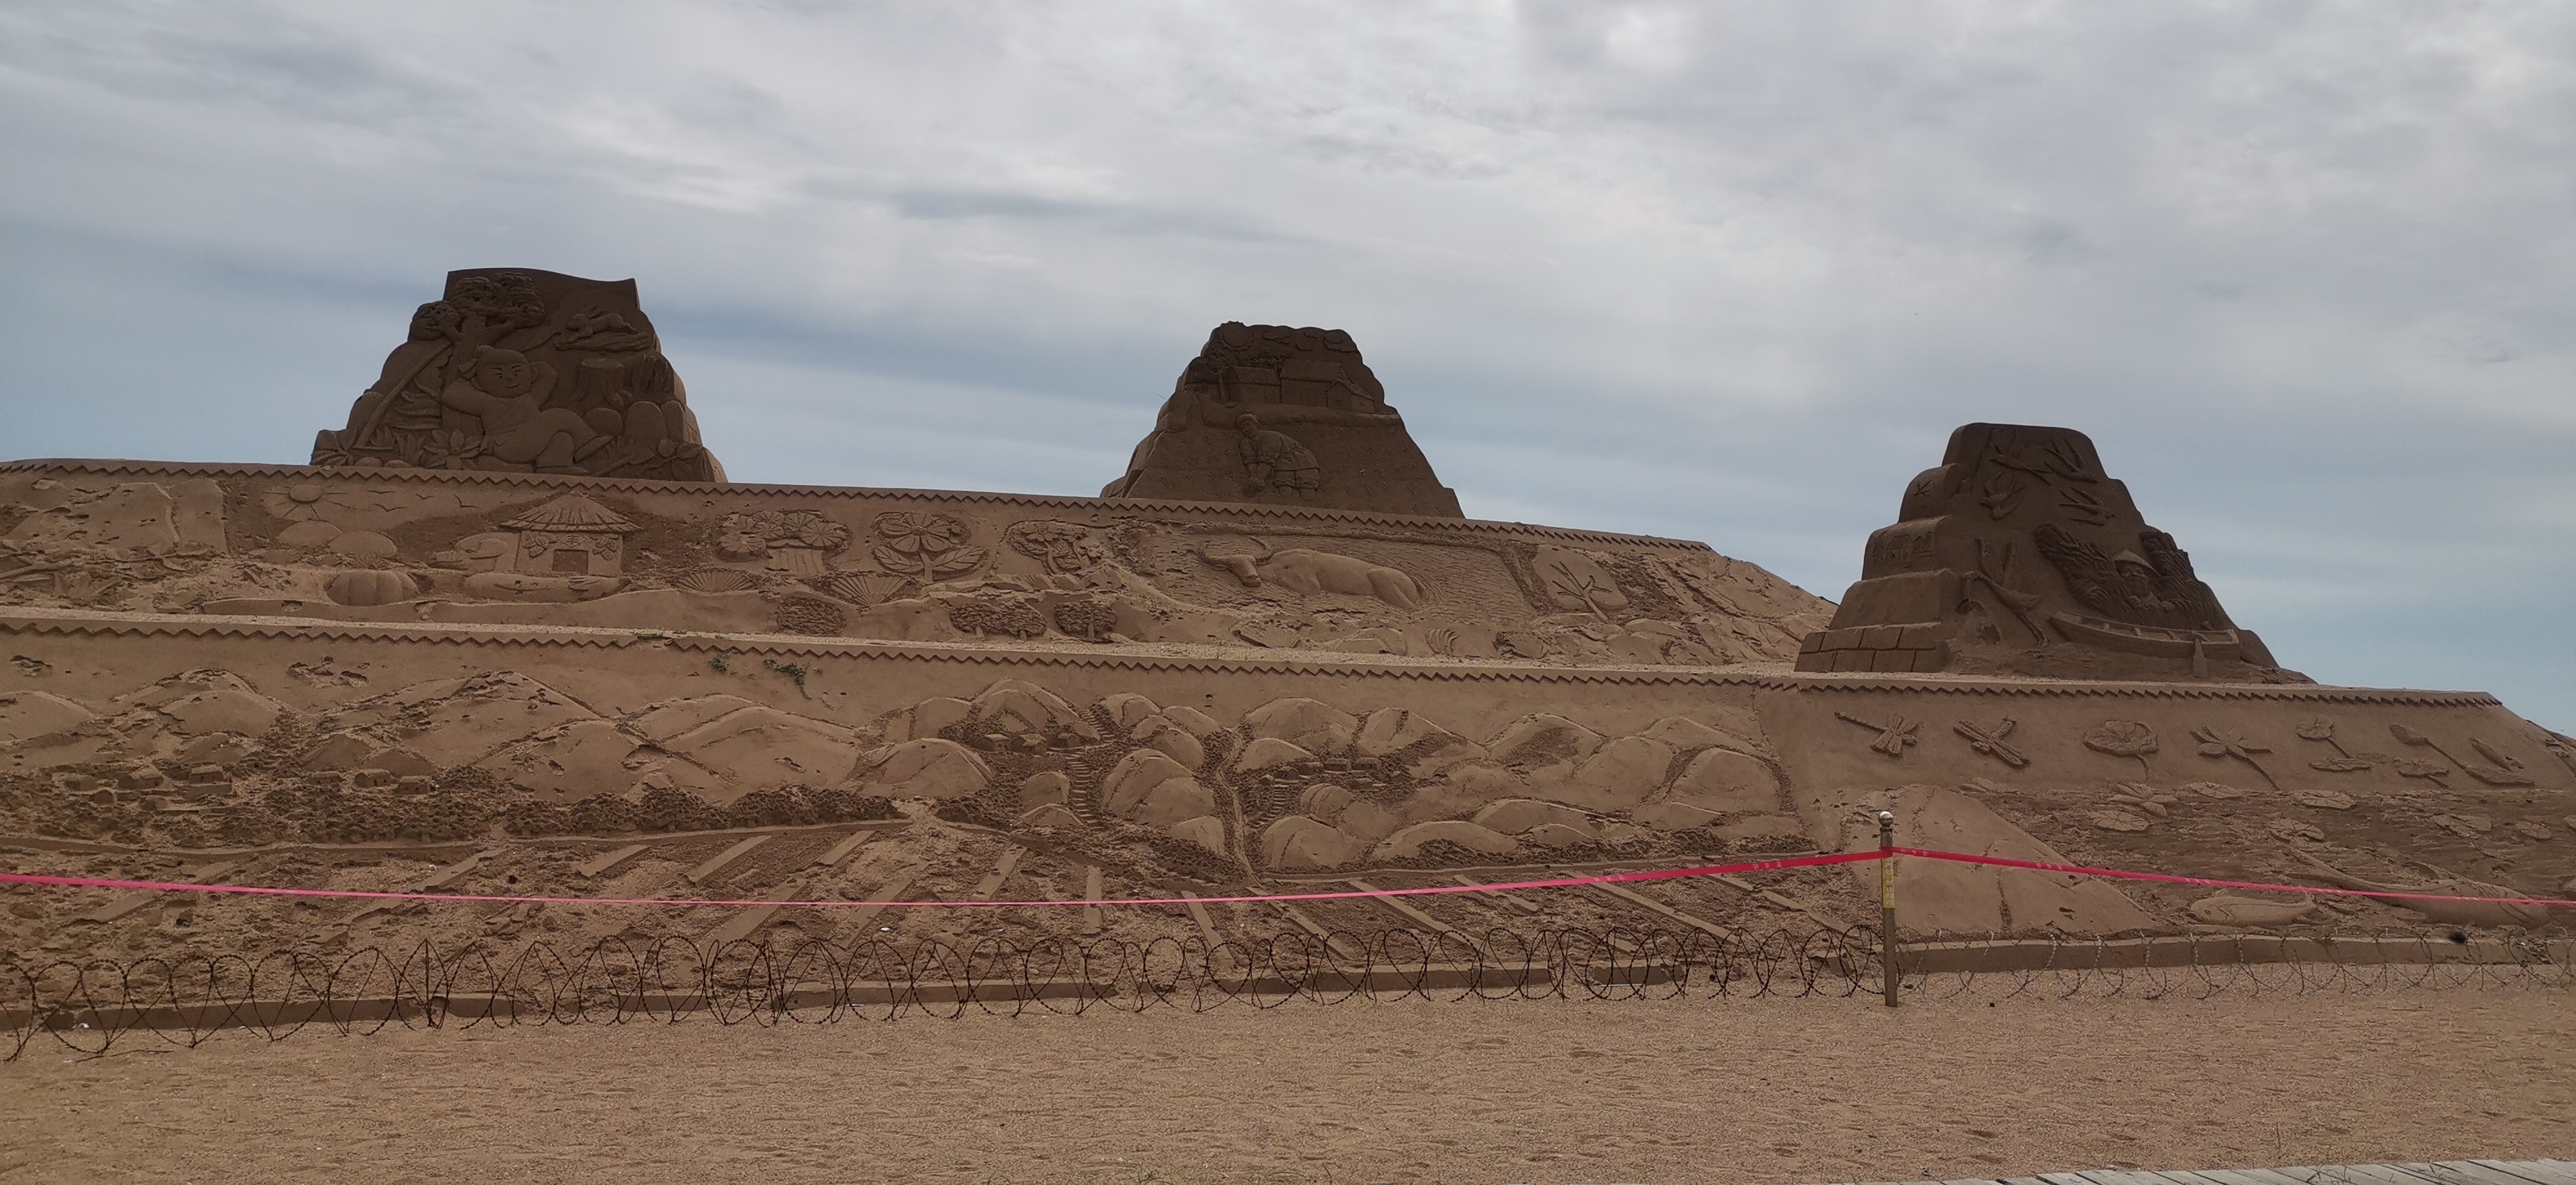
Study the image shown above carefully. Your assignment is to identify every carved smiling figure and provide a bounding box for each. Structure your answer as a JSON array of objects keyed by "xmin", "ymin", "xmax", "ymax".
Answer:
[
  {"xmin": 1103, "ymin": 323, "xmax": 1463, "ymax": 517},
  {"xmin": 1798, "ymin": 423, "xmax": 2302, "ymax": 682}
]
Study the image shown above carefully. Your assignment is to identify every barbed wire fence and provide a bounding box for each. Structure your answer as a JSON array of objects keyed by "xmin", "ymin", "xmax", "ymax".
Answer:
[{"xmin": 7, "ymin": 923, "xmax": 2571, "ymax": 1060}]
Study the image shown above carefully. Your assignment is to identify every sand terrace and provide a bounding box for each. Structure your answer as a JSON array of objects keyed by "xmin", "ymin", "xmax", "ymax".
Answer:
[{"xmin": 1, "ymin": 988, "xmax": 2567, "ymax": 1184}]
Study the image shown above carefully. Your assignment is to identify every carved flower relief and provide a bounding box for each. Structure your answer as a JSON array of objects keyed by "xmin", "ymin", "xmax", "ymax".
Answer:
[
  {"xmin": 711, "ymin": 509, "xmax": 854, "ymax": 565},
  {"xmin": 714, "ymin": 523, "xmax": 768, "ymax": 562},
  {"xmin": 2192, "ymin": 726, "xmax": 2269, "ymax": 761},
  {"xmin": 871, "ymin": 511, "xmax": 987, "ymax": 579},
  {"xmin": 2081, "ymin": 720, "xmax": 2159, "ymax": 776},
  {"xmin": 2082, "ymin": 720, "xmax": 2157, "ymax": 757},
  {"xmin": 1003, "ymin": 520, "xmax": 1112, "ymax": 576},
  {"xmin": 421, "ymin": 430, "xmax": 489, "ymax": 471},
  {"xmin": 2191, "ymin": 725, "xmax": 2281, "ymax": 790},
  {"xmin": 772, "ymin": 510, "xmax": 851, "ymax": 552},
  {"xmin": 260, "ymin": 484, "xmax": 331, "ymax": 522}
]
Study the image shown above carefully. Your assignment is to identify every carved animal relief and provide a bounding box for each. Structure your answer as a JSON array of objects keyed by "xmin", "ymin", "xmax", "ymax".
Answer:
[
  {"xmin": 1953, "ymin": 717, "xmax": 2029, "ymax": 769},
  {"xmin": 1836, "ymin": 712, "xmax": 1921, "ymax": 758},
  {"xmin": 1196, "ymin": 539, "xmax": 1427, "ymax": 611}
]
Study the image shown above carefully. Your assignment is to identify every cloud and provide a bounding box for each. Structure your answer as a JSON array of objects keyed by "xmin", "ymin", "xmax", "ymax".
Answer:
[{"xmin": 1, "ymin": 0, "xmax": 2572, "ymax": 725}]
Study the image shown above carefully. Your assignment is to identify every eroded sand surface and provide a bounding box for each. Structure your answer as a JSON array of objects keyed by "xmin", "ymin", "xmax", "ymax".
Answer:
[{"xmin": 2, "ymin": 991, "xmax": 2570, "ymax": 1184}]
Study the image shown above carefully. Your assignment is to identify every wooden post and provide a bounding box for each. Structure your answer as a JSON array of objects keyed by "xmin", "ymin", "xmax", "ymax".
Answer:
[{"xmin": 1878, "ymin": 810, "xmax": 1899, "ymax": 1008}]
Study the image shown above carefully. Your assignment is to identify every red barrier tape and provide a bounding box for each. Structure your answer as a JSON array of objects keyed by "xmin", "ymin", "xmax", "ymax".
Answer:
[
  {"xmin": 0, "ymin": 851, "xmax": 1879, "ymax": 910},
  {"xmin": 8, "ymin": 848, "xmax": 2571, "ymax": 911},
  {"xmin": 1893, "ymin": 848, "xmax": 2576, "ymax": 909}
]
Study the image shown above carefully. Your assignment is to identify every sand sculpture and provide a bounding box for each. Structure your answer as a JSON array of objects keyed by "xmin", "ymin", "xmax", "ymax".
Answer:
[
  {"xmin": 1799, "ymin": 423, "xmax": 2289, "ymax": 681},
  {"xmin": 3, "ymin": 305, "xmax": 2570, "ymax": 960},
  {"xmin": 1104, "ymin": 323, "xmax": 1462, "ymax": 517},
  {"xmin": 310, "ymin": 269, "xmax": 722, "ymax": 482}
]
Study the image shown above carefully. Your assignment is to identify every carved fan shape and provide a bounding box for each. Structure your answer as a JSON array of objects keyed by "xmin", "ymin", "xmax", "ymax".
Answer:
[
  {"xmin": 676, "ymin": 567, "xmax": 759, "ymax": 592},
  {"xmin": 812, "ymin": 572, "xmax": 911, "ymax": 607}
]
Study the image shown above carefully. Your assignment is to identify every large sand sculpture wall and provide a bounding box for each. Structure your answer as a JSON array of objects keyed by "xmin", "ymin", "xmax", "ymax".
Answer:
[
  {"xmin": 5, "ymin": 412, "xmax": 2572, "ymax": 940},
  {"xmin": 4, "ymin": 607, "xmax": 2567, "ymax": 934},
  {"xmin": 0, "ymin": 460, "xmax": 1826, "ymax": 668}
]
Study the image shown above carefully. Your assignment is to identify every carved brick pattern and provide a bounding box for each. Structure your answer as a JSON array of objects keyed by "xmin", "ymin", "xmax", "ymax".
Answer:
[{"xmin": 1797, "ymin": 625, "xmax": 1950, "ymax": 674}]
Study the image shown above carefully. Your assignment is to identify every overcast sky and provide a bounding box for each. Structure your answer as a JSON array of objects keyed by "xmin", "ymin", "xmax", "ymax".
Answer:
[{"xmin": 3, "ymin": 1, "xmax": 2571, "ymax": 726}]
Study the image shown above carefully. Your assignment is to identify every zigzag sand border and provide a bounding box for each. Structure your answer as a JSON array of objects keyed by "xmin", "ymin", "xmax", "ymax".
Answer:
[
  {"xmin": 0, "ymin": 609, "xmax": 2503, "ymax": 706},
  {"xmin": 0, "ymin": 458, "xmax": 1715, "ymax": 551}
]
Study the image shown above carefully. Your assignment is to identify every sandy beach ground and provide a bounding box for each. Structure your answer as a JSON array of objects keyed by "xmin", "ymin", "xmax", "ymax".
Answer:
[{"xmin": 0, "ymin": 989, "xmax": 2568, "ymax": 1185}]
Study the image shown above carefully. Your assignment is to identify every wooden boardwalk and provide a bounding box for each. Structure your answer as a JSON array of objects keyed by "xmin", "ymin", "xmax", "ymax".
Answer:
[{"xmin": 1859, "ymin": 1161, "xmax": 2576, "ymax": 1185}]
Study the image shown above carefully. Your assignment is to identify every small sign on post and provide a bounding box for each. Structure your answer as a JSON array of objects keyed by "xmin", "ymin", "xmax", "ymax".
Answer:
[{"xmin": 1878, "ymin": 810, "xmax": 1899, "ymax": 1008}]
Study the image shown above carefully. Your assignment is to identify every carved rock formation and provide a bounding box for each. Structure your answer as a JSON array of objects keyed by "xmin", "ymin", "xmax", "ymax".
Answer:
[
  {"xmin": 1102, "ymin": 323, "xmax": 1461, "ymax": 517},
  {"xmin": 312, "ymin": 269, "xmax": 723, "ymax": 482},
  {"xmin": 1798, "ymin": 423, "xmax": 2298, "ymax": 681}
]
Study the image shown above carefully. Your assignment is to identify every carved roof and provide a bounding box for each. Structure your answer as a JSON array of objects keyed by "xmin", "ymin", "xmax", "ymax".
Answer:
[{"xmin": 502, "ymin": 494, "xmax": 636, "ymax": 533}]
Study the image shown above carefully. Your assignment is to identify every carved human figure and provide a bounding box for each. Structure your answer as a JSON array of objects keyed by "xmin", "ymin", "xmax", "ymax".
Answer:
[
  {"xmin": 1235, "ymin": 414, "xmax": 1321, "ymax": 497},
  {"xmin": 439, "ymin": 347, "xmax": 608, "ymax": 468},
  {"xmin": 349, "ymin": 301, "xmax": 463, "ymax": 450}
]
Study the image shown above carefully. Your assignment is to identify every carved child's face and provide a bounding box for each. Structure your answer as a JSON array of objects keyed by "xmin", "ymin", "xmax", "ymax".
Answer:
[
  {"xmin": 477, "ymin": 356, "xmax": 535, "ymax": 396},
  {"xmin": 408, "ymin": 302, "xmax": 460, "ymax": 341}
]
